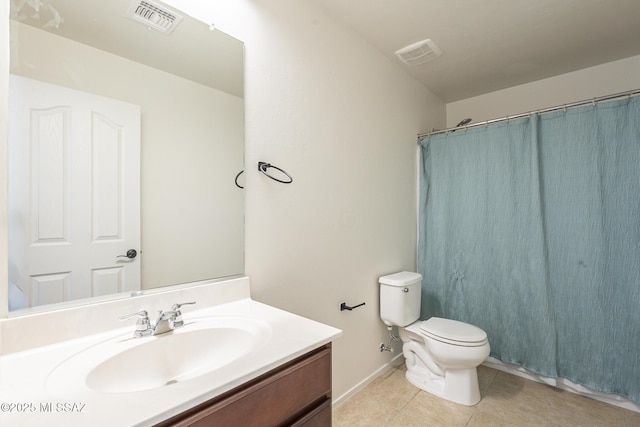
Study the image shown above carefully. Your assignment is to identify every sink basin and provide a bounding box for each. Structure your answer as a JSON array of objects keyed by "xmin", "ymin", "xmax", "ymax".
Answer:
[{"xmin": 46, "ymin": 316, "xmax": 271, "ymax": 394}]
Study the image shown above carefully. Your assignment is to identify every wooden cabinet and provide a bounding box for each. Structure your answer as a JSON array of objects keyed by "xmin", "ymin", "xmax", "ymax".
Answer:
[{"xmin": 156, "ymin": 344, "xmax": 332, "ymax": 427}]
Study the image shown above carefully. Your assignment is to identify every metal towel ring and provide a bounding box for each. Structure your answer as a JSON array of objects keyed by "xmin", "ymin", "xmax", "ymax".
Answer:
[
  {"xmin": 258, "ymin": 161, "xmax": 293, "ymax": 184},
  {"xmin": 234, "ymin": 170, "xmax": 244, "ymax": 189}
]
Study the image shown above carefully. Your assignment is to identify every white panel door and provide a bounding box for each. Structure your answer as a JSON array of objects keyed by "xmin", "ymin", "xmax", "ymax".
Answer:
[{"xmin": 9, "ymin": 75, "xmax": 141, "ymax": 309}]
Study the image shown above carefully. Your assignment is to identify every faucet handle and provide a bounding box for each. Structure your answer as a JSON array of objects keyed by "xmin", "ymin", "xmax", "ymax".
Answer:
[
  {"xmin": 118, "ymin": 310, "xmax": 152, "ymax": 337},
  {"xmin": 171, "ymin": 301, "xmax": 196, "ymax": 311},
  {"xmin": 171, "ymin": 301, "xmax": 196, "ymax": 328},
  {"xmin": 118, "ymin": 309, "xmax": 149, "ymax": 321}
]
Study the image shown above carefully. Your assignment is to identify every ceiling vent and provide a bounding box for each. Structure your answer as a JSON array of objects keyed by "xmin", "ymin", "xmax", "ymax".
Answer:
[
  {"xmin": 128, "ymin": 0, "xmax": 183, "ymax": 34},
  {"xmin": 395, "ymin": 39, "xmax": 442, "ymax": 66}
]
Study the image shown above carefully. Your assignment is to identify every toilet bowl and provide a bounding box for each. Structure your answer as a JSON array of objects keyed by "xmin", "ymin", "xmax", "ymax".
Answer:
[
  {"xmin": 379, "ymin": 271, "xmax": 490, "ymax": 406},
  {"xmin": 400, "ymin": 317, "xmax": 489, "ymax": 406}
]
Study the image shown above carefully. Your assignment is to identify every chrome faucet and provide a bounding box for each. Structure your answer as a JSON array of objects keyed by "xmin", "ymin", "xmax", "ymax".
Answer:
[
  {"xmin": 152, "ymin": 309, "xmax": 179, "ymax": 335},
  {"xmin": 119, "ymin": 301, "xmax": 196, "ymax": 337}
]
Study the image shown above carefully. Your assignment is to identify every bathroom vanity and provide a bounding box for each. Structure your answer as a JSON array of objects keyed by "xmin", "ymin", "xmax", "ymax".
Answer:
[
  {"xmin": 156, "ymin": 344, "xmax": 332, "ymax": 426},
  {"xmin": 0, "ymin": 277, "xmax": 342, "ymax": 426}
]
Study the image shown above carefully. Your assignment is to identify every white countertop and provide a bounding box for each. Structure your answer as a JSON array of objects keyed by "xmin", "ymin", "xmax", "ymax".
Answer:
[{"xmin": 0, "ymin": 297, "xmax": 342, "ymax": 426}]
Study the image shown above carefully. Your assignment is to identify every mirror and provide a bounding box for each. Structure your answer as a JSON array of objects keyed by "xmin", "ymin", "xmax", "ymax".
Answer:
[{"xmin": 8, "ymin": 0, "xmax": 244, "ymax": 313}]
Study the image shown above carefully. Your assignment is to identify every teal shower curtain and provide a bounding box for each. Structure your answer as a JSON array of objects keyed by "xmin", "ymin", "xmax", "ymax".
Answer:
[{"xmin": 417, "ymin": 96, "xmax": 640, "ymax": 403}]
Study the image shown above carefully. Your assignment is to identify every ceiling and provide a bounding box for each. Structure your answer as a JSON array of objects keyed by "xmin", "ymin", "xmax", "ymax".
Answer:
[
  {"xmin": 10, "ymin": 0, "xmax": 243, "ymax": 97},
  {"xmin": 311, "ymin": 0, "xmax": 640, "ymax": 102}
]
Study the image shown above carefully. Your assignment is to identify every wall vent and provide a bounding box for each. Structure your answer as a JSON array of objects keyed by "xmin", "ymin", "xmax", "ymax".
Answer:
[
  {"xmin": 395, "ymin": 39, "xmax": 442, "ymax": 66},
  {"xmin": 128, "ymin": 0, "xmax": 183, "ymax": 34}
]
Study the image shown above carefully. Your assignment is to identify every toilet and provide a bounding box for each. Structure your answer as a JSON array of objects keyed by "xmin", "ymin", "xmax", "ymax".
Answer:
[{"xmin": 379, "ymin": 271, "xmax": 490, "ymax": 406}]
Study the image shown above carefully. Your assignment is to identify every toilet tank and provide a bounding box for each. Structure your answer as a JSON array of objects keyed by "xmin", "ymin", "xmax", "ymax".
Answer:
[{"xmin": 379, "ymin": 271, "xmax": 422, "ymax": 327}]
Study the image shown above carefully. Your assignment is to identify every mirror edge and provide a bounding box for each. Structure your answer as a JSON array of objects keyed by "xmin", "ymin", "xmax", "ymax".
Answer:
[
  {"xmin": 5, "ymin": 274, "xmax": 246, "ymax": 319},
  {"xmin": 1, "ymin": 0, "xmax": 10, "ymax": 319}
]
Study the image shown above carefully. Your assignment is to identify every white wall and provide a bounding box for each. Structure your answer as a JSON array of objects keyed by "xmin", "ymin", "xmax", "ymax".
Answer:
[
  {"xmin": 162, "ymin": 0, "xmax": 445, "ymax": 400},
  {"xmin": 447, "ymin": 55, "xmax": 640, "ymax": 127}
]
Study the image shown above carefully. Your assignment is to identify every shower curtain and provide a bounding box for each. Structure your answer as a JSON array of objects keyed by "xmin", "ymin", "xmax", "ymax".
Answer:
[{"xmin": 417, "ymin": 96, "xmax": 640, "ymax": 403}]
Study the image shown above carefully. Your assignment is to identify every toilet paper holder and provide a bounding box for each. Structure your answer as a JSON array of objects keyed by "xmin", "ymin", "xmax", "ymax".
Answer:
[{"xmin": 340, "ymin": 302, "xmax": 365, "ymax": 311}]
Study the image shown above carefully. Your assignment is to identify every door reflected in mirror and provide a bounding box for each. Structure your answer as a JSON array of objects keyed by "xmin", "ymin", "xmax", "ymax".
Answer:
[{"xmin": 8, "ymin": 0, "xmax": 244, "ymax": 313}]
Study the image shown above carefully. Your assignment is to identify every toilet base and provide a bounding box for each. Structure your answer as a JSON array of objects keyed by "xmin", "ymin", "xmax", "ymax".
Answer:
[{"xmin": 405, "ymin": 366, "xmax": 481, "ymax": 406}]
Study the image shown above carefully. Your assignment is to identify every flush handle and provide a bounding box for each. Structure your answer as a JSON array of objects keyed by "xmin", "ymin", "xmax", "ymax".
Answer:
[{"xmin": 403, "ymin": 288, "xmax": 409, "ymax": 292}]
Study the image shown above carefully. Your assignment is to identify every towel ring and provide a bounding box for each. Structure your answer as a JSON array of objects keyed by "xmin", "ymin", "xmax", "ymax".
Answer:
[{"xmin": 258, "ymin": 161, "xmax": 293, "ymax": 184}]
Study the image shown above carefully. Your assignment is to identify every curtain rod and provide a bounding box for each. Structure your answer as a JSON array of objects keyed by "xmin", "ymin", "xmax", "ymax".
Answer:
[{"xmin": 418, "ymin": 88, "xmax": 640, "ymax": 139}]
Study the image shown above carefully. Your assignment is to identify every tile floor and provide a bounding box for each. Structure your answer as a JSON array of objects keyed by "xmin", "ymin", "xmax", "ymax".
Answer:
[{"xmin": 333, "ymin": 365, "xmax": 640, "ymax": 426}]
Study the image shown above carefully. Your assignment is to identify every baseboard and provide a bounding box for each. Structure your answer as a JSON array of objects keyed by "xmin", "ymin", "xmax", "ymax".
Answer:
[{"xmin": 332, "ymin": 353, "xmax": 404, "ymax": 409}]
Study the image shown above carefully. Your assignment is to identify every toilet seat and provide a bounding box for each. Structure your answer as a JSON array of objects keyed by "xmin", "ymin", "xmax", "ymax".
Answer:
[{"xmin": 420, "ymin": 317, "xmax": 487, "ymax": 347}]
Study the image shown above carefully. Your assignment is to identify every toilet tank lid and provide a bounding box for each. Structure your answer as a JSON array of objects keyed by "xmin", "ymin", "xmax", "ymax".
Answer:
[{"xmin": 379, "ymin": 271, "xmax": 423, "ymax": 286}]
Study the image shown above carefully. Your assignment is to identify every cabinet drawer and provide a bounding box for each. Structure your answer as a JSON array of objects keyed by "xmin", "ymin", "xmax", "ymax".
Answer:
[
  {"xmin": 291, "ymin": 399, "xmax": 332, "ymax": 427},
  {"xmin": 158, "ymin": 344, "xmax": 332, "ymax": 427}
]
